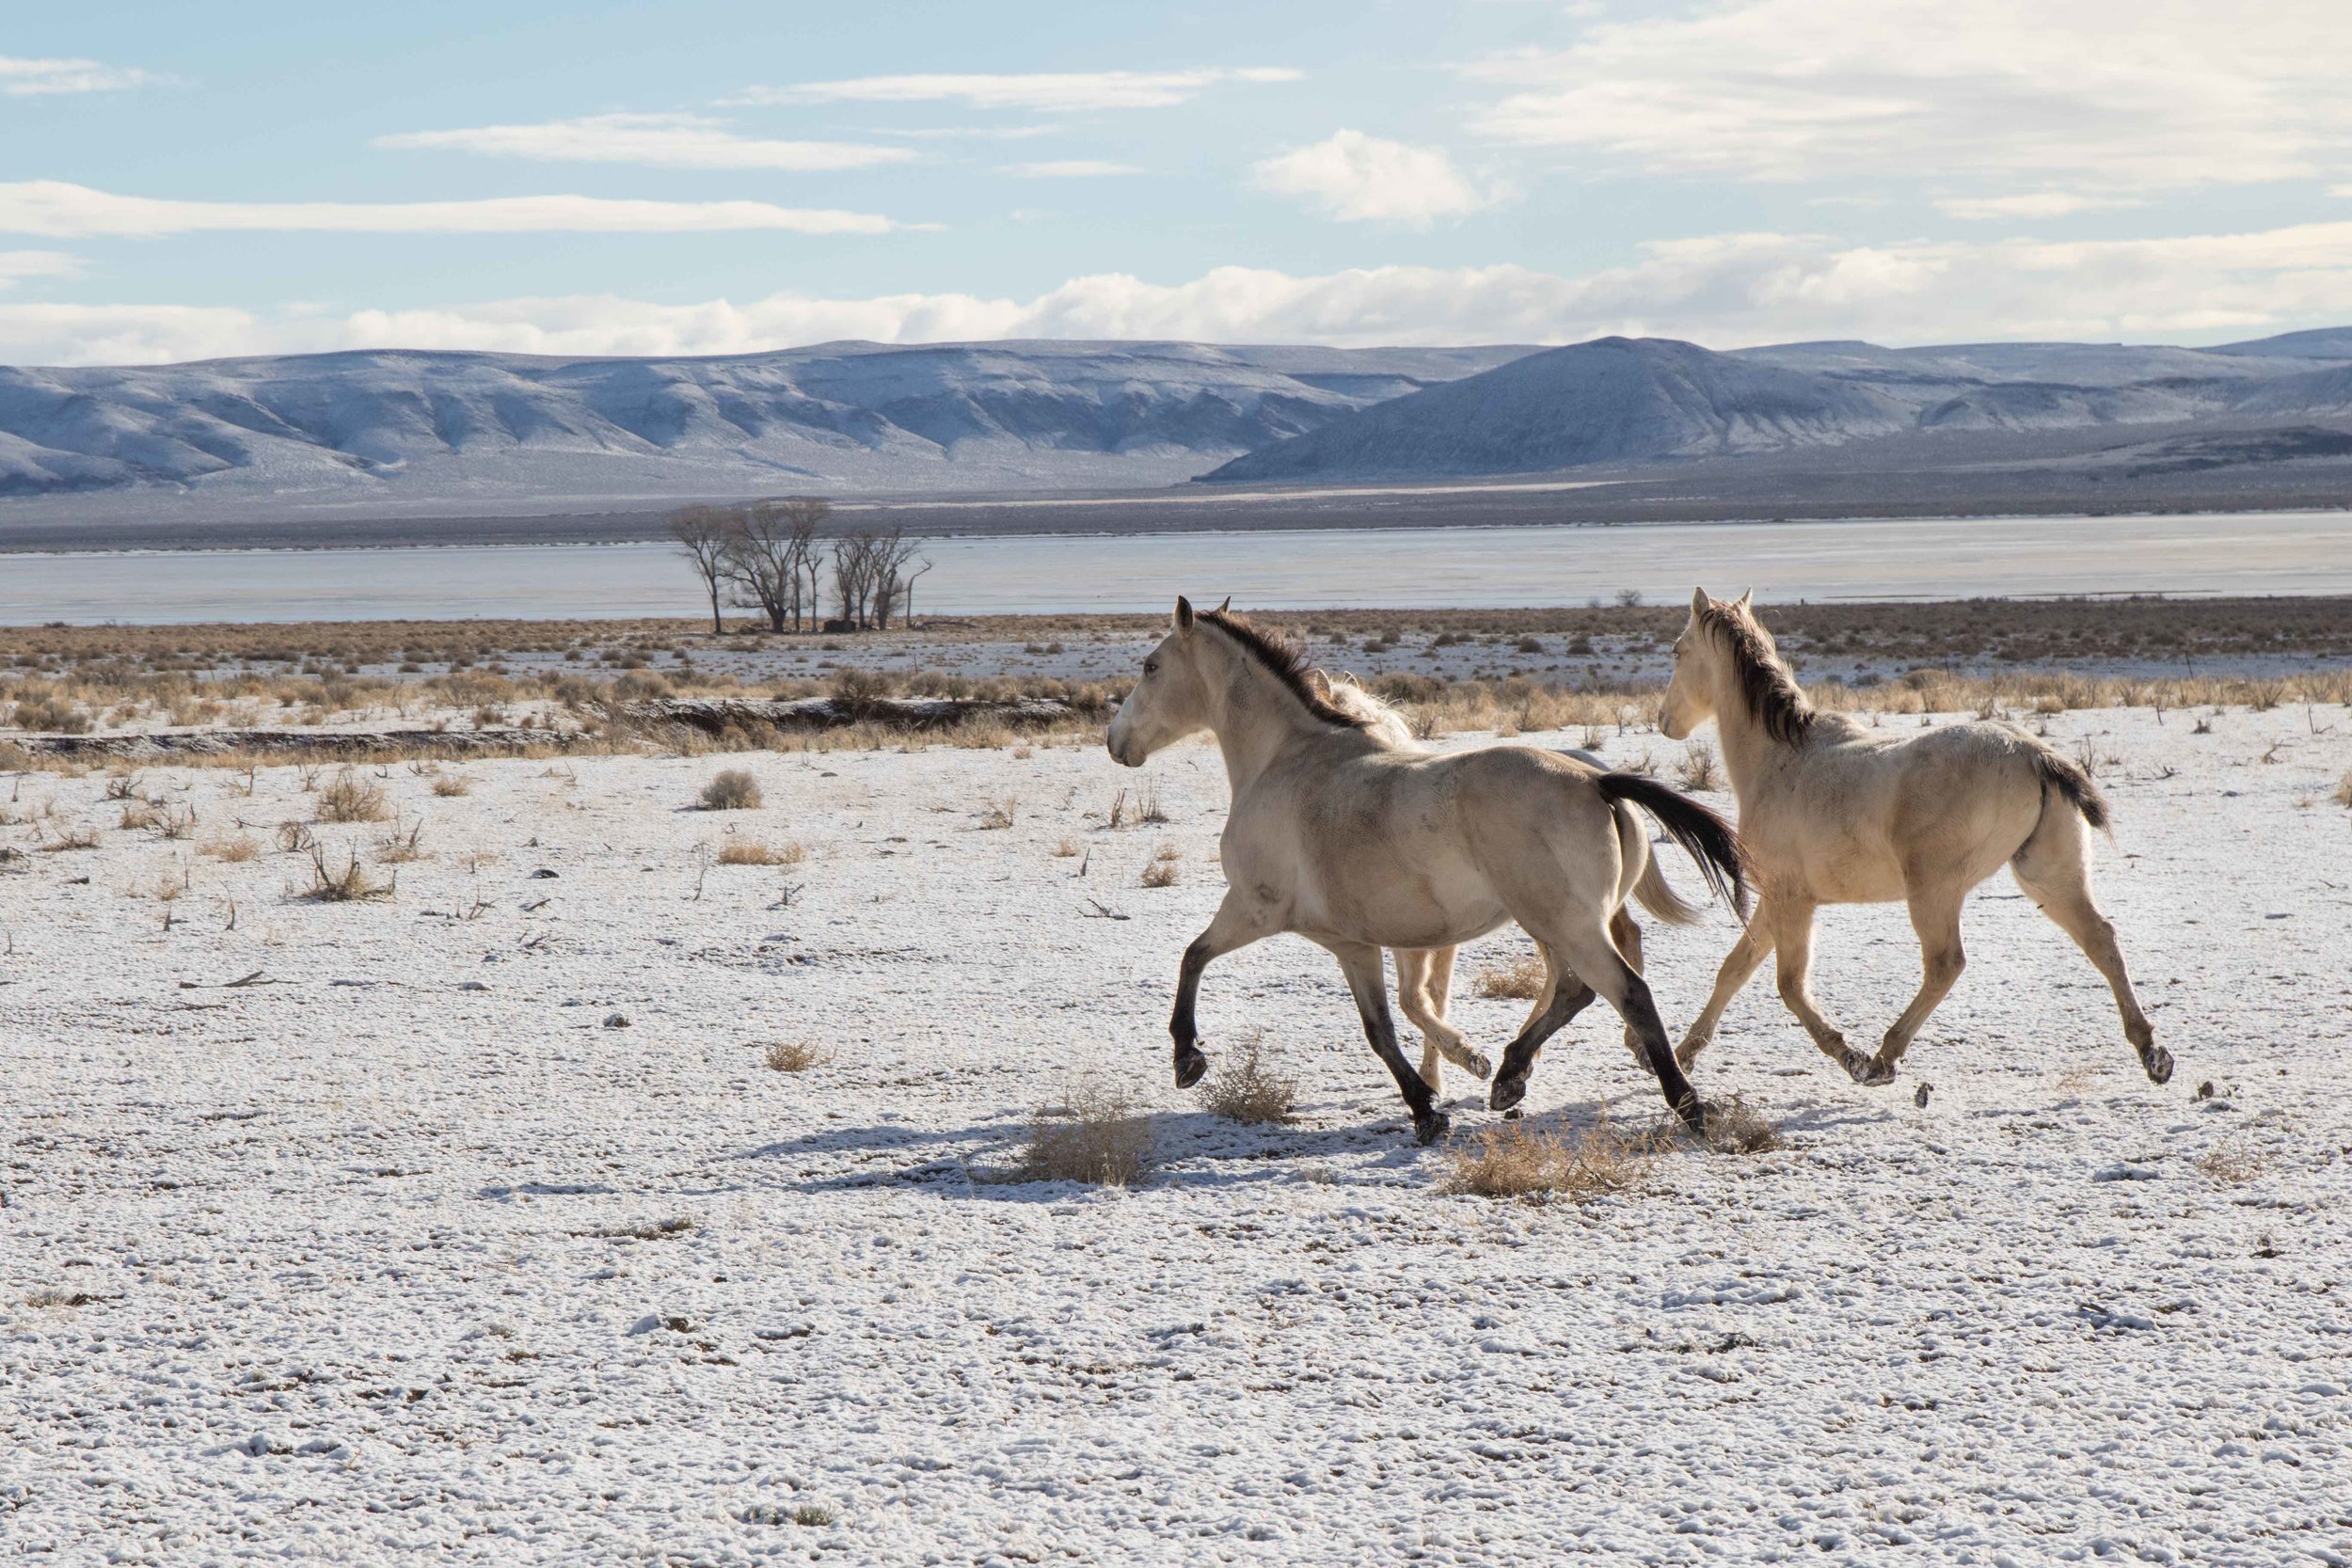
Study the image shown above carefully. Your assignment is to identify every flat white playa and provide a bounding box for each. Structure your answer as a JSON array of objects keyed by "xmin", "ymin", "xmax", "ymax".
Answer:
[{"xmin": 3, "ymin": 705, "xmax": 2347, "ymax": 1564}]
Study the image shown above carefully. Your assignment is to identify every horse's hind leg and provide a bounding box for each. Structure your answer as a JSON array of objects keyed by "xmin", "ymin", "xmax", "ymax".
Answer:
[
  {"xmin": 1872, "ymin": 881, "xmax": 1969, "ymax": 1078},
  {"xmin": 1487, "ymin": 946, "xmax": 1596, "ymax": 1116},
  {"xmin": 2010, "ymin": 819, "xmax": 2168, "ymax": 1084},
  {"xmin": 1532, "ymin": 916, "xmax": 1707, "ymax": 1131},
  {"xmin": 1771, "ymin": 899, "xmax": 1883, "ymax": 1085},
  {"xmin": 1326, "ymin": 941, "xmax": 1449, "ymax": 1145}
]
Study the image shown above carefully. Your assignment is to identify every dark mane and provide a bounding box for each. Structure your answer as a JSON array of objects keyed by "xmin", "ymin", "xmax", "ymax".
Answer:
[
  {"xmin": 1697, "ymin": 600, "xmax": 1815, "ymax": 747},
  {"xmin": 1198, "ymin": 609, "xmax": 1369, "ymax": 728}
]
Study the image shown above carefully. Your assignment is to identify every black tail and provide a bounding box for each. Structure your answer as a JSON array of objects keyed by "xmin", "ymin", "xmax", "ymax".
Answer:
[
  {"xmin": 2030, "ymin": 745, "xmax": 2109, "ymax": 832},
  {"xmin": 1593, "ymin": 772, "xmax": 1751, "ymax": 919}
]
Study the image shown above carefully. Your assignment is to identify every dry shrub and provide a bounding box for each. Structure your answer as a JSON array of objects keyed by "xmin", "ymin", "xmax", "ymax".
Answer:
[
  {"xmin": 303, "ymin": 845, "xmax": 391, "ymax": 901},
  {"xmin": 375, "ymin": 819, "xmax": 429, "ymax": 863},
  {"xmin": 319, "ymin": 768, "xmax": 391, "ymax": 823},
  {"xmin": 1475, "ymin": 951, "xmax": 1548, "ymax": 1001},
  {"xmin": 594, "ymin": 1216, "xmax": 696, "ymax": 1241},
  {"xmin": 199, "ymin": 832, "xmax": 261, "ymax": 863},
  {"xmin": 42, "ymin": 825, "xmax": 100, "ymax": 852},
  {"xmin": 1441, "ymin": 1111, "xmax": 1664, "ymax": 1200},
  {"xmin": 431, "ymin": 774, "xmax": 473, "ymax": 798},
  {"xmin": 1140, "ymin": 857, "xmax": 1178, "ymax": 888},
  {"xmin": 762, "ymin": 1040, "xmax": 828, "ymax": 1072},
  {"xmin": 1200, "ymin": 1036, "xmax": 1295, "ymax": 1125},
  {"xmin": 2336, "ymin": 770, "xmax": 2352, "ymax": 810},
  {"xmin": 1702, "ymin": 1094, "xmax": 1784, "ymax": 1154},
  {"xmin": 977, "ymin": 795, "xmax": 1018, "ymax": 830},
  {"xmin": 1051, "ymin": 836, "xmax": 1080, "ymax": 858},
  {"xmin": 1019, "ymin": 1084, "xmax": 1151, "ymax": 1186},
  {"xmin": 698, "ymin": 768, "xmax": 762, "ymax": 811},
  {"xmin": 720, "ymin": 839, "xmax": 804, "ymax": 866},
  {"xmin": 118, "ymin": 800, "xmax": 162, "ymax": 832},
  {"xmin": 1676, "ymin": 739, "xmax": 1722, "ymax": 792}
]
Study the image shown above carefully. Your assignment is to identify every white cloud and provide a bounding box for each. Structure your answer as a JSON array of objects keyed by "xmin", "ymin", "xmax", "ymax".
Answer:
[
  {"xmin": 0, "ymin": 248, "xmax": 81, "ymax": 288},
  {"xmin": 996, "ymin": 160, "xmax": 1139, "ymax": 178},
  {"xmin": 0, "ymin": 54, "xmax": 155, "ymax": 96},
  {"xmin": 373, "ymin": 114, "xmax": 913, "ymax": 171},
  {"xmin": 1934, "ymin": 193, "xmax": 2145, "ymax": 221},
  {"xmin": 1250, "ymin": 131, "xmax": 1497, "ymax": 227},
  {"xmin": 0, "ymin": 182, "xmax": 905, "ymax": 238},
  {"xmin": 742, "ymin": 68, "xmax": 1300, "ymax": 112},
  {"xmin": 1466, "ymin": 0, "xmax": 2352, "ymax": 192},
  {"xmin": 10, "ymin": 220, "xmax": 2352, "ymax": 364}
]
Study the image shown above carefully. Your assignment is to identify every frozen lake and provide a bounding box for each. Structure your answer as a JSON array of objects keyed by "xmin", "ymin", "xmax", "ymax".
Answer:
[{"xmin": 3, "ymin": 510, "xmax": 2347, "ymax": 624}]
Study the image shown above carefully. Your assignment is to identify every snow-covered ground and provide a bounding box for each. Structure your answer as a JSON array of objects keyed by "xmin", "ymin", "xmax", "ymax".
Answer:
[{"xmin": 3, "ymin": 704, "xmax": 2347, "ymax": 1564}]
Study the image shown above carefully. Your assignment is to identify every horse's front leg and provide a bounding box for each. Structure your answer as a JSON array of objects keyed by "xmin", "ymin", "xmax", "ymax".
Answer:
[
  {"xmin": 1770, "ymin": 899, "xmax": 1883, "ymax": 1085},
  {"xmin": 1168, "ymin": 892, "xmax": 1279, "ymax": 1089},
  {"xmin": 1396, "ymin": 944, "xmax": 1484, "ymax": 1094},
  {"xmin": 1325, "ymin": 941, "xmax": 1448, "ymax": 1146}
]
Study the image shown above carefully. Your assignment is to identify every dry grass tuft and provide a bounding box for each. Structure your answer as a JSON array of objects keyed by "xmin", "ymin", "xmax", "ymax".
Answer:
[
  {"xmin": 719, "ymin": 839, "xmax": 803, "ymax": 866},
  {"xmin": 1701, "ymin": 1094, "xmax": 1785, "ymax": 1154},
  {"xmin": 762, "ymin": 1039, "xmax": 829, "ymax": 1072},
  {"xmin": 319, "ymin": 768, "xmax": 391, "ymax": 823},
  {"xmin": 1200, "ymin": 1036, "xmax": 1295, "ymax": 1125},
  {"xmin": 593, "ymin": 1216, "xmax": 696, "ymax": 1241},
  {"xmin": 374, "ymin": 819, "xmax": 429, "ymax": 863},
  {"xmin": 697, "ymin": 768, "xmax": 762, "ymax": 811},
  {"xmin": 1440, "ymin": 1111, "xmax": 1665, "ymax": 1200},
  {"xmin": 977, "ymin": 795, "xmax": 1018, "ymax": 830},
  {"xmin": 41, "ymin": 825, "xmax": 100, "ymax": 852},
  {"xmin": 2336, "ymin": 770, "xmax": 2352, "ymax": 809},
  {"xmin": 199, "ymin": 832, "xmax": 261, "ymax": 863},
  {"xmin": 2197, "ymin": 1137, "xmax": 2268, "ymax": 1185},
  {"xmin": 1051, "ymin": 835, "xmax": 1081, "ymax": 858},
  {"xmin": 1676, "ymin": 739, "xmax": 1723, "ymax": 792},
  {"xmin": 1019, "ymin": 1083, "xmax": 1151, "ymax": 1186},
  {"xmin": 431, "ymin": 773, "xmax": 473, "ymax": 798},
  {"xmin": 1474, "ymin": 950, "xmax": 1549, "ymax": 1001},
  {"xmin": 1140, "ymin": 856, "xmax": 1179, "ymax": 888}
]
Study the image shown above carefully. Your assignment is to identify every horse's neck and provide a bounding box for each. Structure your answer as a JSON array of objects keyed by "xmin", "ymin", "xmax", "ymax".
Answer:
[
  {"xmin": 1202, "ymin": 657, "xmax": 1328, "ymax": 795},
  {"xmin": 1708, "ymin": 658, "xmax": 1792, "ymax": 791}
]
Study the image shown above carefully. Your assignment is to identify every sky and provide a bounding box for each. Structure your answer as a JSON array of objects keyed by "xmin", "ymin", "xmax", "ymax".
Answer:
[{"xmin": 5, "ymin": 0, "xmax": 2351, "ymax": 365}]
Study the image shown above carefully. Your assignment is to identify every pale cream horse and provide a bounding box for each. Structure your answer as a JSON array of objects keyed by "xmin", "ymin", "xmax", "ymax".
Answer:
[
  {"xmin": 1309, "ymin": 672, "xmax": 1700, "ymax": 1096},
  {"xmin": 1661, "ymin": 588, "xmax": 2169, "ymax": 1087},
  {"xmin": 1107, "ymin": 599, "xmax": 1748, "ymax": 1143}
]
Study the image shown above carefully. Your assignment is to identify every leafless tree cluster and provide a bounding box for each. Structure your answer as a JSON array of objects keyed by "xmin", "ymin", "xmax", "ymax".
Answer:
[{"xmin": 669, "ymin": 498, "xmax": 931, "ymax": 634}]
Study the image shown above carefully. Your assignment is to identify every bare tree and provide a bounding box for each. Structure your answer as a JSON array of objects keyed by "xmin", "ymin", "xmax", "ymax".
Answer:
[
  {"xmin": 866, "ymin": 527, "xmax": 928, "ymax": 630},
  {"xmin": 721, "ymin": 496, "xmax": 830, "ymax": 632},
  {"xmin": 901, "ymin": 556, "xmax": 935, "ymax": 626},
  {"xmin": 669, "ymin": 504, "xmax": 732, "ymax": 634},
  {"xmin": 830, "ymin": 528, "xmax": 877, "ymax": 629}
]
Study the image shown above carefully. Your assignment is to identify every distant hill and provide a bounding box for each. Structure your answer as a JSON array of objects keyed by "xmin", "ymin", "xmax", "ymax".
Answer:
[
  {"xmin": 0, "ymin": 341, "xmax": 1533, "ymax": 504},
  {"xmin": 1202, "ymin": 330, "xmax": 2352, "ymax": 484}
]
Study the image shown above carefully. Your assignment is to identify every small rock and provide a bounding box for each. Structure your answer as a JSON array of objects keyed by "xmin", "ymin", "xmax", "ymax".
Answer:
[
  {"xmin": 603, "ymin": 1012, "xmax": 630, "ymax": 1029},
  {"xmin": 1913, "ymin": 1083, "xmax": 1931, "ymax": 1109},
  {"xmin": 458, "ymin": 981, "xmax": 489, "ymax": 992},
  {"xmin": 532, "ymin": 868, "xmax": 560, "ymax": 879}
]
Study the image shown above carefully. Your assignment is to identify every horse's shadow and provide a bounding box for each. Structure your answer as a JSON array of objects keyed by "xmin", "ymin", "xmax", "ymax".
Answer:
[{"xmin": 722, "ymin": 1103, "xmax": 1455, "ymax": 1201}]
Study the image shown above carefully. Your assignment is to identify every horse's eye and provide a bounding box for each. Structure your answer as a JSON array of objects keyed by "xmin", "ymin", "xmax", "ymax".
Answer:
[{"xmin": 1143, "ymin": 659, "xmax": 1159, "ymax": 676}]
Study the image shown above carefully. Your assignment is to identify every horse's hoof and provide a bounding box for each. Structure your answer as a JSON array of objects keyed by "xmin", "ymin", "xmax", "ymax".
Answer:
[
  {"xmin": 1677, "ymin": 1096, "xmax": 1710, "ymax": 1135},
  {"xmin": 1840, "ymin": 1047, "xmax": 1895, "ymax": 1085},
  {"xmin": 1502, "ymin": 1106, "xmax": 1523, "ymax": 1121},
  {"xmin": 2141, "ymin": 1043, "xmax": 2174, "ymax": 1086},
  {"xmin": 1463, "ymin": 1052, "xmax": 1493, "ymax": 1083},
  {"xmin": 1173, "ymin": 1049, "xmax": 1209, "ymax": 1090},
  {"xmin": 1413, "ymin": 1108, "xmax": 1452, "ymax": 1147},
  {"xmin": 1488, "ymin": 1076, "xmax": 1527, "ymax": 1114}
]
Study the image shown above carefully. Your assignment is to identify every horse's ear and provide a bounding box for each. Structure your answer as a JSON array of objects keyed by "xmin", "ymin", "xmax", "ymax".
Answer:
[
  {"xmin": 1691, "ymin": 586, "xmax": 1713, "ymax": 613},
  {"xmin": 1303, "ymin": 669, "xmax": 1333, "ymax": 701},
  {"xmin": 1214, "ymin": 595, "xmax": 1232, "ymax": 614},
  {"xmin": 1173, "ymin": 595, "xmax": 1195, "ymax": 634},
  {"xmin": 1735, "ymin": 588, "xmax": 1754, "ymax": 610}
]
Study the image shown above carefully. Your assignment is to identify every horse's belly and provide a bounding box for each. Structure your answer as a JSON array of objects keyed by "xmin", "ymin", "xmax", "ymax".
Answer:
[{"xmin": 1294, "ymin": 880, "xmax": 1506, "ymax": 952}]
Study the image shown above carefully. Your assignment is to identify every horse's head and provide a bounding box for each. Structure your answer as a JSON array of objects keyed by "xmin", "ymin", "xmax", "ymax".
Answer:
[
  {"xmin": 1661, "ymin": 585, "xmax": 1750, "ymax": 738},
  {"xmin": 1106, "ymin": 596, "xmax": 1219, "ymax": 766}
]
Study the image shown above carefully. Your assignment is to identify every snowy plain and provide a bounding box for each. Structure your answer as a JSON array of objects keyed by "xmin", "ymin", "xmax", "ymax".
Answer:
[{"xmin": 2, "ymin": 703, "xmax": 2348, "ymax": 1565}]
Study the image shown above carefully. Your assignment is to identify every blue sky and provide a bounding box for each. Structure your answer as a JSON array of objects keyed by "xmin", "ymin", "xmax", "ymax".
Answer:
[{"xmin": 5, "ymin": 0, "xmax": 2350, "ymax": 363}]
